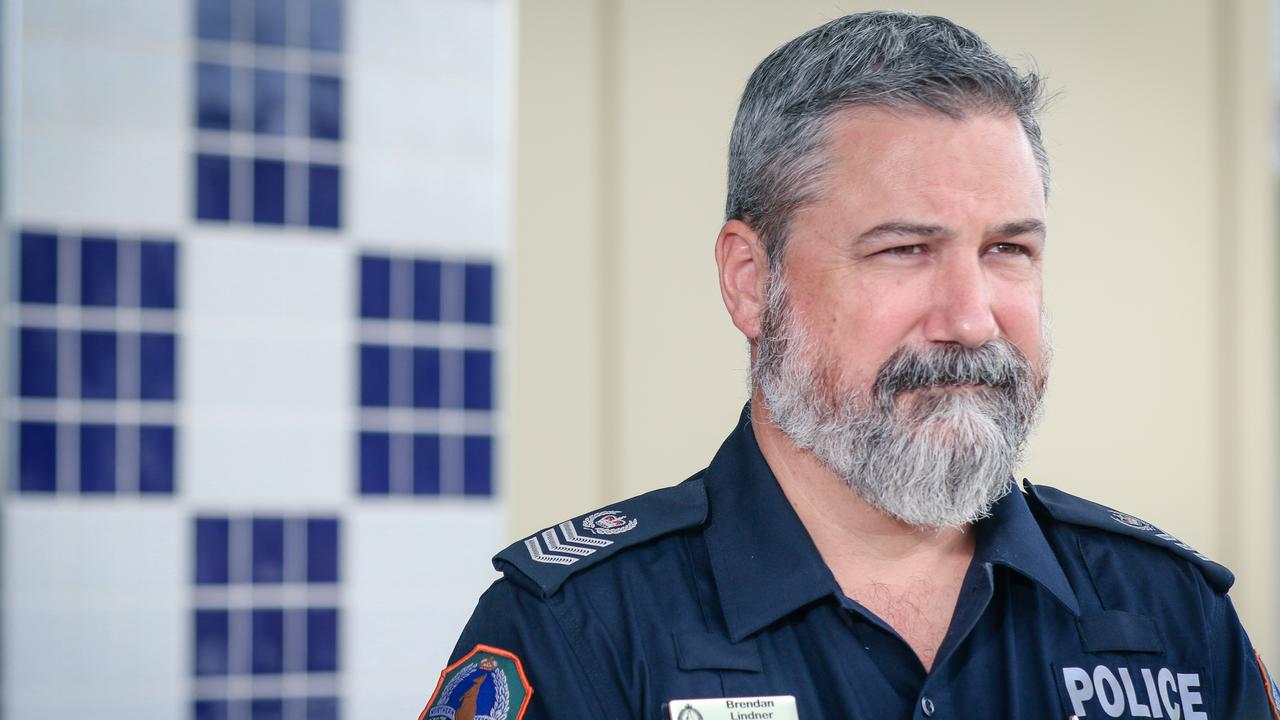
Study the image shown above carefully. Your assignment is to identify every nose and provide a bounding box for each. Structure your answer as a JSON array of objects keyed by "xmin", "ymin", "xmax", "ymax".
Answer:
[{"xmin": 923, "ymin": 255, "xmax": 998, "ymax": 348}]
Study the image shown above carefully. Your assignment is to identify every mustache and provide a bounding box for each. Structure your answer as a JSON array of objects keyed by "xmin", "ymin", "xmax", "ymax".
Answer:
[{"xmin": 872, "ymin": 340, "xmax": 1034, "ymax": 400}]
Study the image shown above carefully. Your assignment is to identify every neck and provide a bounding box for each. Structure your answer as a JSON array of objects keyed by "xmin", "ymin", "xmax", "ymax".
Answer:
[
  {"xmin": 748, "ymin": 392, "xmax": 978, "ymax": 672},
  {"xmin": 748, "ymin": 393, "xmax": 975, "ymax": 572}
]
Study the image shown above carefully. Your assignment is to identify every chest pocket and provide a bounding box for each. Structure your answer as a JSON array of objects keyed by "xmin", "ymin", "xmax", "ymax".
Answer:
[{"xmin": 1055, "ymin": 612, "xmax": 1213, "ymax": 718}]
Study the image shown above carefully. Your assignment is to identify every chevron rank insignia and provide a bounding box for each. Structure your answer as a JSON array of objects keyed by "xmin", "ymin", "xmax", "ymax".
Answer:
[
  {"xmin": 420, "ymin": 644, "xmax": 532, "ymax": 720},
  {"xmin": 492, "ymin": 479, "xmax": 709, "ymax": 598}
]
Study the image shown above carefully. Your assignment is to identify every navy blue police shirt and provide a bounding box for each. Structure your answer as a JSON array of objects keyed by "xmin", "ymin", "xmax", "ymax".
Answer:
[{"xmin": 432, "ymin": 409, "xmax": 1279, "ymax": 719}]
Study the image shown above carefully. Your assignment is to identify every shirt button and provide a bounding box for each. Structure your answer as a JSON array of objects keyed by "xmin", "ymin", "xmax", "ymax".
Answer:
[{"xmin": 921, "ymin": 697, "xmax": 935, "ymax": 717}]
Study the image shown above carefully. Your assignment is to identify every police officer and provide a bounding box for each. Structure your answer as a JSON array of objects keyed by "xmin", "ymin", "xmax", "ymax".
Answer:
[{"xmin": 422, "ymin": 12, "xmax": 1280, "ymax": 720}]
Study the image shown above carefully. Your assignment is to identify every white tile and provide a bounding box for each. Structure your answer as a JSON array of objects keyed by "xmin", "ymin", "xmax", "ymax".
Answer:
[
  {"xmin": 183, "ymin": 234, "xmax": 353, "ymax": 323},
  {"xmin": 183, "ymin": 409, "xmax": 351, "ymax": 507},
  {"xmin": 181, "ymin": 236, "xmax": 353, "ymax": 506},
  {"xmin": 17, "ymin": 19, "xmax": 187, "ymax": 229},
  {"xmin": 183, "ymin": 330, "xmax": 353, "ymax": 411},
  {"xmin": 5, "ymin": 502, "xmax": 185, "ymax": 592},
  {"xmin": 345, "ymin": 503, "xmax": 502, "ymax": 720},
  {"xmin": 350, "ymin": 0, "xmax": 496, "ymax": 85},
  {"xmin": 22, "ymin": 34, "xmax": 186, "ymax": 133},
  {"xmin": 347, "ymin": 0, "xmax": 504, "ymax": 248},
  {"xmin": 349, "ymin": 156, "xmax": 502, "ymax": 253},
  {"xmin": 24, "ymin": 0, "xmax": 187, "ymax": 50},
  {"xmin": 3, "ymin": 504, "xmax": 186, "ymax": 719},
  {"xmin": 17, "ymin": 128, "xmax": 188, "ymax": 231}
]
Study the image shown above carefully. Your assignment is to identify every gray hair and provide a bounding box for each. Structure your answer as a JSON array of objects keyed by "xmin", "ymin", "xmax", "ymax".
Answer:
[{"xmin": 726, "ymin": 11, "xmax": 1049, "ymax": 264}]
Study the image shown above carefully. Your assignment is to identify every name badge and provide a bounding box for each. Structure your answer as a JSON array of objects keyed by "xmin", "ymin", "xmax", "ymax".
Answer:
[{"xmin": 667, "ymin": 695, "xmax": 798, "ymax": 720}]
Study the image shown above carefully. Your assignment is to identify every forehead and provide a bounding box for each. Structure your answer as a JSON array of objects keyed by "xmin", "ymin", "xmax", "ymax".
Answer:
[{"xmin": 814, "ymin": 106, "xmax": 1045, "ymax": 220}]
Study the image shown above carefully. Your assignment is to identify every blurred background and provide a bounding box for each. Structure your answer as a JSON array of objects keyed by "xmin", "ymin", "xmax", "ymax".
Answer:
[{"xmin": 1, "ymin": 0, "xmax": 1276, "ymax": 717}]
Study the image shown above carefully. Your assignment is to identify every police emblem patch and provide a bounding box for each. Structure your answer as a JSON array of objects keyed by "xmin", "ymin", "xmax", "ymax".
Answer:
[
  {"xmin": 1256, "ymin": 649, "xmax": 1280, "ymax": 720},
  {"xmin": 419, "ymin": 644, "xmax": 532, "ymax": 720},
  {"xmin": 583, "ymin": 509, "xmax": 638, "ymax": 535}
]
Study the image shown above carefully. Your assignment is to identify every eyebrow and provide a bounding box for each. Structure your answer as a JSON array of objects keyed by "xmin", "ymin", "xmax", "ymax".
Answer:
[
  {"xmin": 855, "ymin": 222, "xmax": 948, "ymax": 244},
  {"xmin": 855, "ymin": 218, "xmax": 1046, "ymax": 244},
  {"xmin": 990, "ymin": 219, "xmax": 1047, "ymax": 240}
]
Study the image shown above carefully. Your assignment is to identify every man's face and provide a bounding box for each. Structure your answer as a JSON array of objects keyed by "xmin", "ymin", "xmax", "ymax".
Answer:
[
  {"xmin": 776, "ymin": 107, "xmax": 1047, "ymax": 398},
  {"xmin": 753, "ymin": 107, "xmax": 1049, "ymax": 527}
]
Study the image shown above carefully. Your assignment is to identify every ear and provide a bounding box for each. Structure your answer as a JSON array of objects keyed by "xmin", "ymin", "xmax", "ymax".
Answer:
[{"xmin": 716, "ymin": 219, "xmax": 770, "ymax": 341}]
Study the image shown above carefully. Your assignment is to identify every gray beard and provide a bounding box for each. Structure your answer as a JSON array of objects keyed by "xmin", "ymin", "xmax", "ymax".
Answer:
[{"xmin": 752, "ymin": 271, "xmax": 1048, "ymax": 529}]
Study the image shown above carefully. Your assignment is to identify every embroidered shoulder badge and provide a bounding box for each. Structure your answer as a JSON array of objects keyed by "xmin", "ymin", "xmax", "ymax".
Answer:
[
  {"xmin": 419, "ymin": 644, "xmax": 533, "ymax": 720},
  {"xmin": 1256, "ymin": 649, "xmax": 1280, "ymax": 720},
  {"xmin": 583, "ymin": 509, "xmax": 638, "ymax": 535}
]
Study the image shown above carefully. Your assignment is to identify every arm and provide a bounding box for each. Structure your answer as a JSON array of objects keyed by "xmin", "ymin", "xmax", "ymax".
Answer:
[{"xmin": 420, "ymin": 579, "xmax": 613, "ymax": 720}]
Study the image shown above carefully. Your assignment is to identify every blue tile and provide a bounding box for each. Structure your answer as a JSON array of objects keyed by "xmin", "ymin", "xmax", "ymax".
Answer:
[
  {"xmin": 196, "ymin": 62, "xmax": 233, "ymax": 131},
  {"xmin": 359, "ymin": 344, "xmax": 390, "ymax": 407},
  {"xmin": 308, "ymin": 75, "xmax": 342, "ymax": 140},
  {"xmin": 80, "ymin": 424, "xmax": 116, "ymax": 494},
  {"xmin": 139, "ymin": 425, "xmax": 176, "ymax": 494},
  {"xmin": 18, "ymin": 327, "xmax": 58, "ymax": 398},
  {"xmin": 441, "ymin": 349, "xmax": 464, "ymax": 409},
  {"xmin": 412, "ymin": 347, "xmax": 440, "ymax": 408},
  {"xmin": 80, "ymin": 331, "xmax": 118, "ymax": 400},
  {"xmin": 309, "ymin": 0, "xmax": 343, "ymax": 51},
  {"xmin": 413, "ymin": 434, "xmax": 440, "ymax": 495},
  {"xmin": 252, "ymin": 517, "xmax": 285, "ymax": 583},
  {"xmin": 307, "ymin": 518, "xmax": 339, "ymax": 583},
  {"xmin": 463, "ymin": 349, "xmax": 493, "ymax": 410},
  {"xmin": 463, "ymin": 262, "xmax": 495, "ymax": 325},
  {"xmin": 19, "ymin": 230, "xmax": 58, "ymax": 304},
  {"xmin": 308, "ymin": 163, "xmax": 341, "ymax": 228},
  {"xmin": 463, "ymin": 435, "xmax": 493, "ymax": 496},
  {"xmin": 194, "ymin": 609, "xmax": 229, "ymax": 675},
  {"xmin": 252, "ymin": 158, "xmax": 287, "ymax": 225},
  {"xmin": 81, "ymin": 236, "xmax": 118, "ymax": 307},
  {"xmin": 195, "ymin": 0, "xmax": 232, "ymax": 41},
  {"xmin": 359, "ymin": 431, "xmax": 390, "ymax": 494},
  {"xmin": 253, "ymin": 68, "xmax": 287, "ymax": 135},
  {"xmin": 195, "ymin": 517, "xmax": 230, "ymax": 585},
  {"xmin": 17, "ymin": 422, "xmax": 57, "ymax": 493},
  {"xmin": 139, "ymin": 240, "xmax": 178, "ymax": 309},
  {"xmin": 250, "ymin": 699, "xmax": 284, "ymax": 720},
  {"xmin": 307, "ymin": 608, "xmax": 339, "ymax": 672},
  {"xmin": 194, "ymin": 700, "xmax": 229, "ymax": 720},
  {"xmin": 251, "ymin": 608, "xmax": 285, "ymax": 674},
  {"xmin": 413, "ymin": 259, "xmax": 442, "ymax": 321},
  {"xmin": 140, "ymin": 332, "xmax": 177, "ymax": 400},
  {"xmin": 253, "ymin": 0, "xmax": 287, "ymax": 46},
  {"xmin": 196, "ymin": 154, "xmax": 232, "ymax": 221},
  {"xmin": 305, "ymin": 698, "xmax": 340, "ymax": 720},
  {"xmin": 359, "ymin": 256, "xmax": 391, "ymax": 319}
]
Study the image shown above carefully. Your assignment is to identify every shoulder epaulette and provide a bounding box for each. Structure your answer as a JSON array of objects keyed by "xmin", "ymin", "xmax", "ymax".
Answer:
[
  {"xmin": 1024, "ymin": 480, "xmax": 1234, "ymax": 592},
  {"xmin": 492, "ymin": 476, "xmax": 709, "ymax": 599}
]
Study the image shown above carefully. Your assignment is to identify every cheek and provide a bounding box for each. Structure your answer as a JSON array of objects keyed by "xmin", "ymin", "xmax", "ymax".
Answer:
[
  {"xmin": 820, "ymin": 288, "xmax": 927, "ymax": 377},
  {"xmin": 995, "ymin": 292, "xmax": 1045, "ymax": 361}
]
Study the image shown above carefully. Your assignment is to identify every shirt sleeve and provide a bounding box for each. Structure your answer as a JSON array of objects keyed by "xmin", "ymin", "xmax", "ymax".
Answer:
[
  {"xmin": 1208, "ymin": 589, "xmax": 1277, "ymax": 719},
  {"xmin": 421, "ymin": 578, "xmax": 613, "ymax": 720}
]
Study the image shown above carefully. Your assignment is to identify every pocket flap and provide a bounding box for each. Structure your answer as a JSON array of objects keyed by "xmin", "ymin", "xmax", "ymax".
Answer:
[{"xmin": 673, "ymin": 632, "xmax": 762, "ymax": 672}]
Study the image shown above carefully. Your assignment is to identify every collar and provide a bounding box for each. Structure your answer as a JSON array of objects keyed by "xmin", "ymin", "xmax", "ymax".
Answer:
[{"xmin": 702, "ymin": 405, "xmax": 1079, "ymax": 642}]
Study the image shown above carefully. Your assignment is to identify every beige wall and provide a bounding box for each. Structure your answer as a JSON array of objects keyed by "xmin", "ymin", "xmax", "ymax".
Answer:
[{"xmin": 510, "ymin": 0, "xmax": 1278, "ymax": 651}]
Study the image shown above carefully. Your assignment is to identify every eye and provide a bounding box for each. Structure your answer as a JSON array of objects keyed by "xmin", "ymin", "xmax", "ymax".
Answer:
[
  {"xmin": 880, "ymin": 244, "xmax": 926, "ymax": 256},
  {"xmin": 987, "ymin": 242, "xmax": 1030, "ymax": 256}
]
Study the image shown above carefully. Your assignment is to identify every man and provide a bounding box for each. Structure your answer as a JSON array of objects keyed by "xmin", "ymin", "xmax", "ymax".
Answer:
[{"xmin": 423, "ymin": 12, "xmax": 1279, "ymax": 719}]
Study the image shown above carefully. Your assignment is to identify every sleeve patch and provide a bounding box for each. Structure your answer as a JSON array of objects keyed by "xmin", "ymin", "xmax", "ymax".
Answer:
[
  {"xmin": 1256, "ymin": 649, "xmax": 1280, "ymax": 720},
  {"xmin": 419, "ymin": 644, "xmax": 533, "ymax": 720}
]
